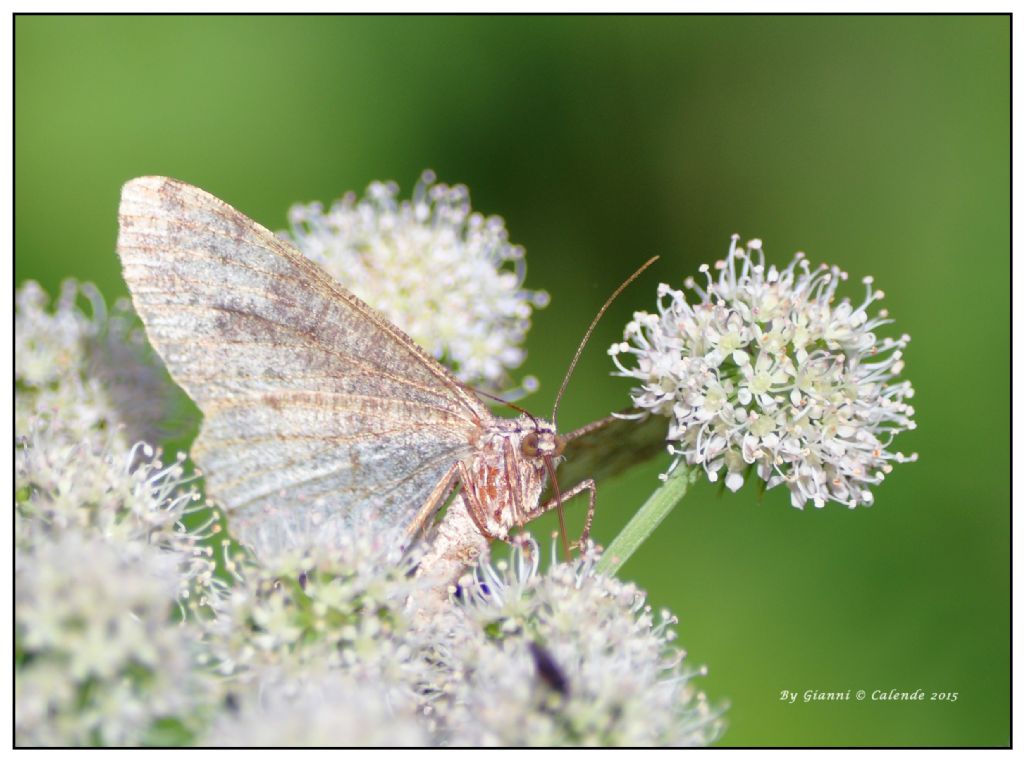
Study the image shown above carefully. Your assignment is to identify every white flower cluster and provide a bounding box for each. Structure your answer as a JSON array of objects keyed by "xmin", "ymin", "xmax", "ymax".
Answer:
[
  {"xmin": 15, "ymin": 421, "xmax": 219, "ymax": 746},
  {"xmin": 199, "ymin": 526, "xmax": 428, "ymax": 746},
  {"xmin": 15, "ymin": 281, "xmax": 219, "ymax": 746},
  {"xmin": 415, "ymin": 539, "xmax": 724, "ymax": 746},
  {"xmin": 285, "ymin": 171, "xmax": 549, "ymax": 393},
  {"xmin": 15, "ymin": 280, "xmax": 180, "ymax": 451},
  {"xmin": 610, "ymin": 236, "xmax": 917, "ymax": 509},
  {"xmin": 197, "ymin": 528, "xmax": 722, "ymax": 746}
]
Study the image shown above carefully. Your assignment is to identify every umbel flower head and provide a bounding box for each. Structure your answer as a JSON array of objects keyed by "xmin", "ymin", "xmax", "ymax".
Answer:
[
  {"xmin": 285, "ymin": 170, "xmax": 549, "ymax": 394},
  {"xmin": 411, "ymin": 538, "xmax": 724, "ymax": 746},
  {"xmin": 610, "ymin": 236, "xmax": 917, "ymax": 509},
  {"xmin": 15, "ymin": 420, "xmax": 219, "ymax": 746},
  {"xmin": 199, "ymin": 523, "xmax": 427, "ymax": 746}
]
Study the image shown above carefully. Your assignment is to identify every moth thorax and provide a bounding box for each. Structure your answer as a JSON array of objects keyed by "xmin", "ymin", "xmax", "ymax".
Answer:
[{"xmin": 521, "ymin": 428, "xmax": 565, "ymax": 459}]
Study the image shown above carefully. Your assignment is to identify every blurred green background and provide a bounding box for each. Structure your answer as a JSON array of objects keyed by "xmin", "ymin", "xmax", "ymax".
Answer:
[{"xmin": 15, "ymin": 15, "xmax": 1009, "ymax": 747}]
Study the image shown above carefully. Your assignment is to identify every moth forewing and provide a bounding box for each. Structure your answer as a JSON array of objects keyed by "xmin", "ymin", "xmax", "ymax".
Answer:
[
  {"xmin": 117, "ymin": 177, "xmax": 485, "ymax": 552},
  {"xmin": 116, "ymin": 176, "xmax": 597, "ymax": 571}
]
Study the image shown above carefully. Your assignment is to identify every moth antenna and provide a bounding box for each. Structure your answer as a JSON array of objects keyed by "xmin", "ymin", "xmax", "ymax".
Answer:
[
  {"xmin": 551, "ymin": 256, "xmax": 659, "ymax": 427},
  {"xmin": 474, "ymin": 387, "xmax": 540, "ymax": 428}
]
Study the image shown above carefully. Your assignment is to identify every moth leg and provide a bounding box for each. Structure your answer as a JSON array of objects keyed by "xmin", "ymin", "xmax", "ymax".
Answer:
[
  {"xmin": 457, "ymin": 461, "xmax": 496, "ymax": 541},
  {"xmin": 403, "ymin": 461, "xmax": 461, "ymax": 547},
  {"xmin": 524, "ymin": 479, "xmax": 597, "ymax": 552},
  {"xmin": 570, "ymin": 480, "xmax": 598, "ymax": 551},
  {"xmin": 561, "ymin": 414, "xmax": 620, "ymax": 442}
]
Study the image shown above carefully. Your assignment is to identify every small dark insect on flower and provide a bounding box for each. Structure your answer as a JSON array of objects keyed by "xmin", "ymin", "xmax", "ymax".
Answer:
[
  {"xmin": 452, "ymin": 580, "xmax": 491, "ymax": 602},
  {"xmin": 528, "ymin": 641, "xmax": 569, "ymax": 697}
]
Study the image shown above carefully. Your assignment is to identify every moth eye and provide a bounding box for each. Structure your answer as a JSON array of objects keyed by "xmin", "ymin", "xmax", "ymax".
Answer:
[
  {"xmin": 522, "ymin": 432, "xmax": 540, "ymax": 457},
  {"xmin": 552, "ymin": 435, "xmax": 566, "ymax": 457}
]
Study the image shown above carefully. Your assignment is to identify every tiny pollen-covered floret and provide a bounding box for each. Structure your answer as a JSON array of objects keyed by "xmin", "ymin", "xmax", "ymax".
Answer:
[
  {"xmin": 609, "ymin": 236, "xmax": 917, "ymax": 509},
  {"xmin": 285, "ymin": 170, "xmax": 549, "ymax": 394}
]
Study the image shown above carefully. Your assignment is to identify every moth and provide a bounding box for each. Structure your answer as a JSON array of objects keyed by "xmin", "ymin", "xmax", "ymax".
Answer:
[{"xmin": 117, "ymin": 177, "xmax": 661, "ymax": 579}]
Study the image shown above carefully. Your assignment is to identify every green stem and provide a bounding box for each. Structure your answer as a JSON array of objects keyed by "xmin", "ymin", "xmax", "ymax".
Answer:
[{"xmin": 596, "ymin": 463, "xmax": 698, "ymax": 576}]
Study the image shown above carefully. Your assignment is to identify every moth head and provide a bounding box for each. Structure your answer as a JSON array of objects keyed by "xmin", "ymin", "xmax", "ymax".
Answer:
[{"xmin": 521, "ymin": 428, "xmax": 565, "ymax": 459}]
